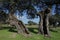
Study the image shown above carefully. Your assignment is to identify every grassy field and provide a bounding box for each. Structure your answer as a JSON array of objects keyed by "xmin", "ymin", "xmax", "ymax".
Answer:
[{"xmin": 0, "ymin": 24, "xmax": 60, "ymax": 40}]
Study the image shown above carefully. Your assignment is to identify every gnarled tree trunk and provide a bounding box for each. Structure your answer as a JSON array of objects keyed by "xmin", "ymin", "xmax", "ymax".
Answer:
[
  {"xmin": 18, "ymin": 21, "xmax": 29, "ymax": 34},
  {"xmin": 38, "ymin": 8, "xmax": 51, "ymax": 37},
  {"xmin": 7, "ymin": 13, "xmax": 29, "ymax": 34}
]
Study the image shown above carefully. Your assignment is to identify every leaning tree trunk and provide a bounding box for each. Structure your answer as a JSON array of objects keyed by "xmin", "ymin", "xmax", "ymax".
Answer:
[
  {"xmin": 7, "ymin": 3, "xmax": 29, "ymax": 34},
  {"xmin": 7, "ymin": 13, "xmax": 29, "ymax": 34},
  {"xmin": 18, "ymin": 21, "xmax": 29, "ymax": 34},
  {"xmin": 38, "ymin": 14, "xmax": 44, "ymax": 34}
]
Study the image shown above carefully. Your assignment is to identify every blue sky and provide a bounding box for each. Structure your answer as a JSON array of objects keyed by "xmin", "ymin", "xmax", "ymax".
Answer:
[
  {"xmin": 18, "ymin": 13, "xmax": 39, "ymax": 24},
  {"xmin": 3, "ymin": 4, "xmax": 56, "ymax": 24},
  {"xmin": 16, "ymin": 5, "xmax": 56, "ymax": 24}
]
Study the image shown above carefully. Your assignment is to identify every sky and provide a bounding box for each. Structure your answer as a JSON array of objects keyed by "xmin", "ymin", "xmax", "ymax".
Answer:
[
  {"xmin": 3, "ymin": 4, "xmax": 56, "ymax": 24},
  {"xmin": 18, "ymin": 13, "xmax": 39, "ymax": 24},
  {"xmin": 16, "ymin": 5, "xmax": 56, "ymax": 24}
]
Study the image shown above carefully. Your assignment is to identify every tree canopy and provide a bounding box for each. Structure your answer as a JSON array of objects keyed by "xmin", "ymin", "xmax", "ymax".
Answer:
[{"xmin": 0, "ymin": 0, "xmax": 60, "ymax": 19}]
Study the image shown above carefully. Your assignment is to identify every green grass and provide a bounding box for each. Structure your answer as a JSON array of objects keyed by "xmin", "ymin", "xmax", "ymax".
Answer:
[{"xmin": 0, "ymin": 25, "xmax": 60, "ymax": 40}]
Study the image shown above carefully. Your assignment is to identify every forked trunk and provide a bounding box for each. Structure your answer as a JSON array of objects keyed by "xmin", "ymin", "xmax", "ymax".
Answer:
[{"xmin": 38, "ymin": 8, "xmax": 51, "ymax": 37}]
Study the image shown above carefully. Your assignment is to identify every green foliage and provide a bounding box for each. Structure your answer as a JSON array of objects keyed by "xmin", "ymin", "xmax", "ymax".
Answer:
[
  {"xmin": 0, "ymin": 10, "xmax": 8, "ymax": 24},
  {"xmin": 0, "ymin": 0, "xmax": 59, "ymax": 19},
  {"xmin": 49, "ymin": 13, "xmax": 60, "ymax": 27},
  {"xmin": 28, "ymin": 21, "xmax": 37, "ymax": 25}
]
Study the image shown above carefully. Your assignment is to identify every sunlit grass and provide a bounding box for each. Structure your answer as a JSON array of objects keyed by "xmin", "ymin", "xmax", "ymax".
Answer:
[{"xmin": 0, "ymin": 24, "xmax": 60, "ymax": 40}]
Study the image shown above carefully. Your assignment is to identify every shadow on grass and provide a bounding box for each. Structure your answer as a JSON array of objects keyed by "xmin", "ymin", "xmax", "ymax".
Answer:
[
  {"xmin": 0, "ymin": 26, "xmax": 38, "ymax": 34},
  {"xmin": 0, "ymin": 26, "xmax": 58, "ymax": 34},
  {"xmin": 50, "ymin": 29, "xmax": 58, "ymax": 33},
  {"xmin": 28, "ymin": 27, "xmax": 58, "ymax": 34},
  {"xmin": 0, "ymin": 27, "xmax": 17, "ymax": 33},
  {"xmin": 8, "ymin": 28, "xmax": 17, "ymax": 33},
  {"xmin": 28, "ymin": 27, "xmax": 38, "ymax": 34}
]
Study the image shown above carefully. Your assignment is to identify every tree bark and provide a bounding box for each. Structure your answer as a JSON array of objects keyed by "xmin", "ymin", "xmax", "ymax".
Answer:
[
  {"xmin": 45, "ymin": 14, "xmax": 50, "ymax": 37},
  {"xmin": 8, "ymin": 13, "xmax": 29, "ymax": 34},
  {"xmin": 38, "ymin": 15, "xmax": 44, "ymax": 34},
  {"xmin": 18, "ymin": 21, "xmax": 29, "ymax": 34},
  {"xmin": 43, "ymin": 14, "xmax": 47, "ymax": 35},
  {"xmin": 38, "ymin": 8, "xmax": 51, "ymax": 37},
  {"xmin": 14, "ymin": 21, "xmax": 23, "ymax": 34},
  {"xmin": 43, "ymin": 13, "xmax": 50, "ymax": 37}
]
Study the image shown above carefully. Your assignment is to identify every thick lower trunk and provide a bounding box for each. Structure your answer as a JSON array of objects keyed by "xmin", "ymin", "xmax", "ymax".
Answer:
[
  {"xmin": 8, "ymin": 13, "xmax": 29, "ymax": 34},
  {"xmin": 9, "ymin": 20, "xmax": 29, "ymax": 34},
  {"xmin": 15, "ymin": 22, "xmax": 24, "ymax": 34},
  {"xmin": 18, "ymin": 21, "xmax": 29, "ymax": 34}
]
